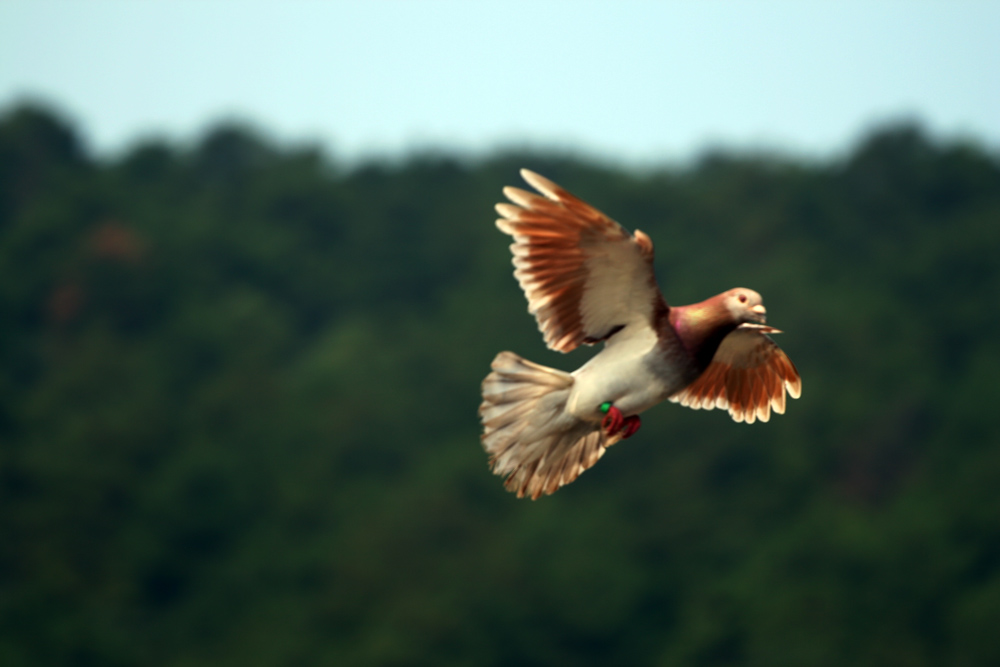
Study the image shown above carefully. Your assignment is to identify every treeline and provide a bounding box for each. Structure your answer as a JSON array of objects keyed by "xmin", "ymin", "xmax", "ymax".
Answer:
[{"xmin": 1, "ymin": 104, "xmax": 999, "ymax": 665}]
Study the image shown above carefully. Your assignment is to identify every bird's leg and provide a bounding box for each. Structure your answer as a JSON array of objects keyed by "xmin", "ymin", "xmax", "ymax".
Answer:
[
  {"xmin": 600, "ymin": 402, "xmax": 642, "ymax": 438},
  {"xmin": 621, "ymin": 415, "xmax": 641, "ymax": 439},
  {"xmin": 600, "ymin": 402, "xmax": 624, "ymax": 434}
]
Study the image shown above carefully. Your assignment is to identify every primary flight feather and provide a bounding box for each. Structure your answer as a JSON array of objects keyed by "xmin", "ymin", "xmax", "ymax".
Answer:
[{"xmin": 480, "ymin": 170, "xmax": 801, "ymax": 500}]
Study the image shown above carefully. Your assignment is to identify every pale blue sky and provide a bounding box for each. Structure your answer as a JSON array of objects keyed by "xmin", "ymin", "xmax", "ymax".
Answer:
[{"xmin": 1, "ymin": 1, "xmax": 998, "ymax": 164}]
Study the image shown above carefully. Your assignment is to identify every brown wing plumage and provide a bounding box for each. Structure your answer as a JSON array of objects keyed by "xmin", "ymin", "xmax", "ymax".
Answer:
[
  {"xmin": 495, "ymin": 169, "xmax": 660, "ymax": 353},
  {"xmin": 669, "ymin": 324, "xmax": 802, "ymax": 424}
]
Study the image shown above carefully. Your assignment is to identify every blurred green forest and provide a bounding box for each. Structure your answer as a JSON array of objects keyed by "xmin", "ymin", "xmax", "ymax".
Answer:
[{"xmin": 1, "ymin": 103, "xmax": 999, "ymax": 666}]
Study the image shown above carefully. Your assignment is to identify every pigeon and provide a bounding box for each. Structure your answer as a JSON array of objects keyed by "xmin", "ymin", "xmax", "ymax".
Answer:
[{"xmin": 480, "ymin": 169, "xmax": 801, "ymax": 500}]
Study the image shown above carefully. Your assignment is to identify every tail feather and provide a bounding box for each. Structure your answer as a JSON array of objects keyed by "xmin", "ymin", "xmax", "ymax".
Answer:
[{"xmin": 480, "ymin": 351, "xmax": 620, "ymax": 499}]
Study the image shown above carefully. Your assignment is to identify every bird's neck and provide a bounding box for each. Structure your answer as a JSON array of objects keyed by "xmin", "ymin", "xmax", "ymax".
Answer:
[{"xmin": 667, "ymin": 300, "xmax": 739, "ymax": 370}]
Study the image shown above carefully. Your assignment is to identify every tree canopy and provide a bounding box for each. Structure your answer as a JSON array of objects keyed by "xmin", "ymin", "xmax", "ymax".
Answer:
[{"xmin": 1, "ymin": 103, "xmax": 999, "ymax": 665}]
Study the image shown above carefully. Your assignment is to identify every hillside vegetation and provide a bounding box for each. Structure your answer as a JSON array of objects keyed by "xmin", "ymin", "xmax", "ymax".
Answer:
[{"xmin": 1, "ymin": 105, "xmax": 999, "ymax": 665}]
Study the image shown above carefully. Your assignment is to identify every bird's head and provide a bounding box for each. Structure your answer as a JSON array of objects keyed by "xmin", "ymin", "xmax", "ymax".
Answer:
[{"xmin": 722, "ymin": 288, "xmax": 767, "ymax": 324}]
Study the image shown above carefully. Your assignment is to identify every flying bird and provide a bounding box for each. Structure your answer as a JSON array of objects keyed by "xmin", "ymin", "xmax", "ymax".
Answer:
[{"xmin": 480, "ymin": 169, "xmax": 801, "ymax": 499}]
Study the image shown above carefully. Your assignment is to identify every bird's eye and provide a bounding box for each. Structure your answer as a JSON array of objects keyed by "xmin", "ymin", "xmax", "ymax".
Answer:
[{"xmin": 738, "ymin": 294, "xmax": 748, "ymax": 304}]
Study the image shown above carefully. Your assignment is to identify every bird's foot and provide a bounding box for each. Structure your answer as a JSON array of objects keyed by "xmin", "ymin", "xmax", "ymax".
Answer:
[
  {"xmin": 621, "ymin": 415, "xmax": 641, "ymax": 439},
  {"xmin": 600, "ymin": 403, "xmax": 640, "ymax": 438},
  {"xmin": 600, "ymin": 402, "xmax": 624, "ymax": 434},
  {"xmin": 601, "ymin": 403, "xmax": 642, "ymax": 440}
]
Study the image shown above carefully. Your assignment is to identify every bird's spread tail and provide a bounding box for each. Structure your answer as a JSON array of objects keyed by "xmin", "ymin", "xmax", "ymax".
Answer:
[{"xmin": 480, "ymin": 351, "xmax": 618, "ymax": 499}]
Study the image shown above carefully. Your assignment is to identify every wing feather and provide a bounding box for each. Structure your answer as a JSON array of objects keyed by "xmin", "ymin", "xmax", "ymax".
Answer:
[
  {"xmin": 496, "ymin": 169, "xmax": 662, "ymax": 353},
  {"xmin": 670, "ymin": 324, "xmax": 801, "ymax": 423}
]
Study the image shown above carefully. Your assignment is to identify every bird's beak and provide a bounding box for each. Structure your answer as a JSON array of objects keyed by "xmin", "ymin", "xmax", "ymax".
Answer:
[{"xmin": 750, "ymin": 304, "xmax": 767, "ymax": 323}]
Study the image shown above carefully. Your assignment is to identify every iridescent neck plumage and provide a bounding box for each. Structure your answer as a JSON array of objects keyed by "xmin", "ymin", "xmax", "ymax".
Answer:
[{"xmin": 668, "ymin": 296, "xmax": 740, "ymax": 370}]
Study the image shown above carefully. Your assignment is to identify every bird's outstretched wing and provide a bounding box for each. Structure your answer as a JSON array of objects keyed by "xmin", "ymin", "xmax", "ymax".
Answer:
[
  {"xmin": 496, "ymin": 169, "xmax": 662, "ymax": 353},
  {"xmin": 669, "ymin": 324, "xmax": 801, "ymax": 423}
]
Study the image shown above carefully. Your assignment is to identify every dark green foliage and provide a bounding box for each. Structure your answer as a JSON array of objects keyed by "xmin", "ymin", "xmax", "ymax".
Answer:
[{"xmin": 1, "ymin": 102, "xmax": 999, "ymax": 665}]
